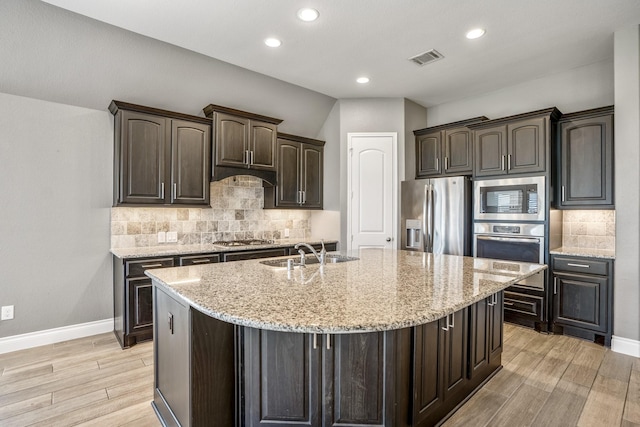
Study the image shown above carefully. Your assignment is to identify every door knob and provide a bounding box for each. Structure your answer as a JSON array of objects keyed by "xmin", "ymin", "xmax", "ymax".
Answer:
[{"xmin": 386, "ymin": 237, "xmax": 392, "ymax": 242}]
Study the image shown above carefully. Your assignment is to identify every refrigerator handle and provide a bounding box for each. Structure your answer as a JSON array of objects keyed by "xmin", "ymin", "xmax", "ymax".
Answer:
[
  {"xmin": 425, "ymin": 184, "xmax": 434, "ymax": 252},
  {"xmin": 422, "ymin": 184, "xmax": 429, "ymax": 252}
]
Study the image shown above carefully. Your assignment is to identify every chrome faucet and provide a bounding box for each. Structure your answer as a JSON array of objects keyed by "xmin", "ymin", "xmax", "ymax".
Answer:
[{"xmin": 294, "ymin": 240, "xmax": 326, "ymax": 266}]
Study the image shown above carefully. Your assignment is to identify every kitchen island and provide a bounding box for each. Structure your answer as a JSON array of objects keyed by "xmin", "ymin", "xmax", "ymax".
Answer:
[{"xmin": 146, "ymin": 248, "xmax": 546, "ymax": 427}]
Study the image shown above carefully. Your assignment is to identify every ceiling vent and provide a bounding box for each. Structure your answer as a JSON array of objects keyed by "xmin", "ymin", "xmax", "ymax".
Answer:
[{"xmin": 409, "ymin": 49, "xmax": 444, "ymax": 66}]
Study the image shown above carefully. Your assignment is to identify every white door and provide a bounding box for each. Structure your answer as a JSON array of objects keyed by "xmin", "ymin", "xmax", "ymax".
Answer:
[{"xmin": 348, "ymin": 133, "xmax": 396, "ymax": 250}]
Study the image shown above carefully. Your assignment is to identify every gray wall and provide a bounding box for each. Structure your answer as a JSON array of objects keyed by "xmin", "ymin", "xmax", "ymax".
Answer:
[
  {"xmin": 613, "ymin": 25, "xmax": 640, "ymax": 343},
  {"xmin": 403, "ymin": 100, "xmax": 429, "ymax": 181},
  {"xmin": 0, "ymin": 0, "xmax": 336, "ymax": 138},
  {"xmin": 0, "ymin": 93, "xmax": 113, "ymax": 337},
  {"xmin": 426, "ymin": 59, "xmax": 614, "ymax": 125}
]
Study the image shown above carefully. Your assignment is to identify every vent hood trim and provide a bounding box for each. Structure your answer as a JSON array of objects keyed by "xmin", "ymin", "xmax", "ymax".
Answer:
[{"xmin": 212, "ymin": 165, "xmax": 277, "ymax": 186}]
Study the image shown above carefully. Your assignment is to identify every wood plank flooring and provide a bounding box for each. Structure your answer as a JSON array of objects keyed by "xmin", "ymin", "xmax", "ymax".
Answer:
[{"xmin": 0, "ymin": 323, "xmax": 638, "ymax": 426}]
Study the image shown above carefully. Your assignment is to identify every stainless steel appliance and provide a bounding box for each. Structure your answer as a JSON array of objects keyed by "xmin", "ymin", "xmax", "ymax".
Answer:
[
  {"xmin": 474, "ymin": 176, "xmax": 545, "ymax": 222},
  {"xmin": 473, "ymin": 222, "xmax": 544, "ymax": 289},
  {"xmin": 401, "ymin": 176, "xmax": 471, "ymax": 255}
]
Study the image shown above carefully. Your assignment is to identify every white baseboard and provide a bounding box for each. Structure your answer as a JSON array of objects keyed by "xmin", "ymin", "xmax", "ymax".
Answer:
[
  {"xmin": 0, "ymin": 319, "xmax": 113, "ymax": 355},
  {"xmin": 611, "ymin": 335, "xmax": 640, "ymax": 358}
]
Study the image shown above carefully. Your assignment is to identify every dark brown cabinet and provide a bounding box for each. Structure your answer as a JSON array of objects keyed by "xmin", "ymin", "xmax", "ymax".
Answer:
[
  {"xmin": 471, "ymin": 108, "xmax": 561, "ymax": 177},
  {"xmin": 153, "ymin": 288, "xmax": 236, "ymax": 427},
  {"xmin": 412, "ymin": 309, "xmax": 470, "ymax": 427},
  {"xmin": 551, "ymin": 255, "xmax": 613, "ymax": 346},
  {"xmin": 244, "ymin": 330, "xmax": 393, "ymax": 427},
  {"xmin": 414, "ymin": 117, "xmax": 487, "ymax": 178},
  {"xmin": 468, "ymin": 293, "xmax": 503, "ymax": 383},
  {"xmin": 557, "ymin": 106, "xmax": 614, "ymax": 208},
  {"xmin": 110, "ymin": 101, "xmax": 211, "ymax": 207},
  {"xmin": 114, "ymin": 256, "xmax": 175, "ymax": 348},
  {"xmin": 264, "ymin": 133, "xmax": 325, "ymax": 209},
  {"xmin": 203, "ymin": 104, "xmax": 283, "ymax": 183}
]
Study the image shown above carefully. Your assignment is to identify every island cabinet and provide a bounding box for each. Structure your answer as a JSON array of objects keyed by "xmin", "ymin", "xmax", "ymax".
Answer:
[
  {"xmin": 244, "ymin": 329, "xmax": 394, "ymax": 427},
  {"xmin": 110, "ymin": 101, "xmax": 211, "ymax": 206},
  {"xmin": 264, "ymin": 133, "xmax": 325, "ymax": 209},
  {"xmin": 556, "ymin": 106, "xmax": 614, "ymax": 208},
  {"xmin": 550, "ymin": 255, "xmax": 613, "ymax": 346},
  {"xmin": 413, "ymin": 117, "xmax": 487, "ymax": 178},
  {"xmin": 470, "ymin": 107, "xmax": 561, "ymax": 178},
  {"xmin": 203, "ymin": 104, "xmax": 283, "ymax": 183}
]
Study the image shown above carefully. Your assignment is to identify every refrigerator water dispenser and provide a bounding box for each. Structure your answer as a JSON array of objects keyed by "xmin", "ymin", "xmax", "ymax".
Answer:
[{"xmin": 405, "ymin": 219, "xmax": 422, "ymax": 249}]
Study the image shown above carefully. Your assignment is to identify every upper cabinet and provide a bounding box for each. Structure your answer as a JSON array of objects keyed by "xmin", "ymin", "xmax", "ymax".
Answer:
[
  {"xmin": 414, "ymin": 117, "xmax": 487, "ymax": 178},
  {"xmin": 471, "ymin": 108, "xmax": 561, "ymax": 178},
  {"xmin": 110, "ymin": 101, "xmax": 211, "ymax": 207},
  {"xmin": 264, "ymin": 133, "xmax": 324, "ymax": 209},
  {"xmin": 556, "ymin": 106, "xmax": 614, "ymax": 209},
  {"xmin": 203, "ymin": 104, "xmax": 282, "ymax": 183}
]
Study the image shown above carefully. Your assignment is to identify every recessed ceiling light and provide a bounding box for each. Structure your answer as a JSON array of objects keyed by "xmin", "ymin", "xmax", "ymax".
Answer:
[
  {"xmin": 297, "ymin": 8, "xmax": 319, "ymax": 22},
  {"xmin": 356, "ymin": 77, "xmax": 370, "ymax": 84},
  {"xmin": 466, "ymin": 28, "xmax": 486, "ymax": 39},
  {"xmin": 264, "ymin": 38, "xmax": 282, "ymax": 47}
]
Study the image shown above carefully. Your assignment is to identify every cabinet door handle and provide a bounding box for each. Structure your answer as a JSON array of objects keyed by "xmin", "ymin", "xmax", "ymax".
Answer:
[
  {"xmin": 244, "ymin": 150, "xmax": 250, "ymax": 167},
  {"xmin": 161, "ymin": 182, "xmax": 165, "ymax": 197},
  {"xmin": 168, "ymin": 313, "xmax": 174, "ymax": 334},
  {"xmin": 444, "ymin": 157, "xmax": 449, "ymax": 170},
  {"xmin": 312, "ymin": 333, "xmax": 318, "ymax": 349},
  {"xmin": 302, "ymin": 191, "xmax": 306, "ymax": 204},
  {"xmin": 191, "ymin": 259, "xmax": 211, "ymax": 264},
  {"xmin": 504, "ymin": 302, "xmax": 514, "ymax": 306},
  {"xmin": 449, "ymin": 313, "xmax": 455, "ymax": 329},
  {"xmin": 173, "ymin": 183, "xmax": 177, "ymax": 200},
  {"xmin": 508, "ymin": 154, "xmax": 512, "ymax": 170},
  {"xmin": 436, "ymin": 157, "xmax": 439, "ymax": 171},
  {"xmin": 554, "ymin": 277, "xmax": 558, "ymax": 294},
  {"xmin": 501, "ymin": 156, "xmax": 505, "ymax": 171},
  {"xmin": 441, "ymin": 315, "xmax": 449, "ymax": 331},
  {"xmin": 326, "ymin": 334, "xmax": 332, "ymax": 350},
  {"xmin": 567, "ymin": 263, "xmax": 590, "ymax": 268},
  {"xmin": 561, "ymin": 186, "xmax": 566, "ymax": 202},
  {"xmin": 141, "ymin": 263, "xmax": 163, "ymax": 269},
  {"xmin": 250, "ymin": 150, "xmax": 254, "ymax": 166}
]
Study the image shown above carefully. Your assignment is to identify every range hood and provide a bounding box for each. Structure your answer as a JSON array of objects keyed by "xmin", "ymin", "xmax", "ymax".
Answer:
[{"xmin": 204, "ymin": 103, "xmax": 282, "ymax": 186}]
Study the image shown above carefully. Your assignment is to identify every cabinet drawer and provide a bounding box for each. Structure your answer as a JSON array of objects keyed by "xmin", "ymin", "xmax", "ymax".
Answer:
[
  {"xmin": 179, "ymin": 254, "xmax": 220, "ymax": 266},
  {"xmin": 126, "ymin": 257, "xmax": 175, "ymax": 278},
  {"xmin": 504, "ymin": 291, "xmax": 543, "ymax": 318},
  {"xmin": 223, "ymin": 248, "xmax": 288, "ymax": 262},
  {"xmin": 552, "ymin": 257, "xmax": 609, "ymax": 276}
]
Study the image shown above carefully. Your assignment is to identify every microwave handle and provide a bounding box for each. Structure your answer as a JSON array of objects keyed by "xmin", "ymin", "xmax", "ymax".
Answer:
[{"xmin": 476, "ymin": 235, "xmax": 542, "ymax": 244}]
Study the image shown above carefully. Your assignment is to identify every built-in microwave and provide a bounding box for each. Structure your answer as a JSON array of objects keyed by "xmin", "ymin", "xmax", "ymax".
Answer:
[{"xmin": 474, "ymin": 176, "xmax": 545, "ymax": 222}]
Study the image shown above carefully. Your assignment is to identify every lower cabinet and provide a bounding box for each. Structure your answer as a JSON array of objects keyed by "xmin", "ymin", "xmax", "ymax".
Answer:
[
  {"xmin": 551, "ymin": 255, "xmax": 613, "ymax": 345},
  {"xmin": 151, "ymin": 290, "xmax": 504, "ymax": 427},
  {"xmin": 153, "ymin": 286, "xmax": 236, "ymax": 427},
  {"xmin": 244, "ymin": 329, "xmax": 393, "ymax": 427}
]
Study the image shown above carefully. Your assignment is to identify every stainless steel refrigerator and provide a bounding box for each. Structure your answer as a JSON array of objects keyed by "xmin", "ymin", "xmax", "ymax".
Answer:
[{"xmin": 400, "ymin": 176, "xmax": 472, "ymax": 255}]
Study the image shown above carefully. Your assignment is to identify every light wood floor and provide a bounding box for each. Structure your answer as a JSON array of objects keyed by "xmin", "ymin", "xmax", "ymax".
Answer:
[{"xmin": 0, "ymin": 324, "xmax": 638, "ymax": 426}]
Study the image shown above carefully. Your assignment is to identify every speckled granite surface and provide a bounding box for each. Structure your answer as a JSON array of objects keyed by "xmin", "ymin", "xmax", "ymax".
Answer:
[
  {"xmin": 146, "ymin": 248, "xmax": 547, "ymax": 333},
  {"xmin": 549, "ymin": 247, "xmax": 615, "ymax": 260},
  {"xmin": 111, "ymin": 238, "xmax": 338, "ymax": 259}
]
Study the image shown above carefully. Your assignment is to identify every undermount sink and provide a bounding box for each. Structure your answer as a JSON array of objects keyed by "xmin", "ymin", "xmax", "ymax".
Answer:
[{"xmin": 260, "ymin": 255, "xmax": 359, "ymax": 268}]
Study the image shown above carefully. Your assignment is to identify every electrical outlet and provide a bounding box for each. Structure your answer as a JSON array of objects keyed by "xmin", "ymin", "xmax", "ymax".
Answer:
[
  {"xmin": 284, "ymin": 228, "xmax": 290, "ymax": 238},
  {"xmin": 157, "ymin": 231, "xmax": 166, "ymax": 243},
  {"xmin": 1, "ymin": 305, "xmax": 14, "ymax": 320},
  {"xmin": 166, "ymin": 231, "xmax": 178, "ymax": 243}
]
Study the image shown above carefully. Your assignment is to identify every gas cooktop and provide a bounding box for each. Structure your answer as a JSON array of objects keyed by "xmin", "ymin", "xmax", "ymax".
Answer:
[{"xmin": 212, "ymin": 239, "xmax": 275, "ymax": 247}]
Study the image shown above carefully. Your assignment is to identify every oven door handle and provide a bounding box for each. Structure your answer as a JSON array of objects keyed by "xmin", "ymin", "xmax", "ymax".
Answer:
[{"xmin": 476, "ymin": 235, "xmax": 542, "ymax": 244}]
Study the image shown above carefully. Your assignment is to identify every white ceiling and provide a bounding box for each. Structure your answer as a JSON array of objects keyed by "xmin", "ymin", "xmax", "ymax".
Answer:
[{"xmin": 41, "ymin": 0, "xmax": 640, "ymax": 108}]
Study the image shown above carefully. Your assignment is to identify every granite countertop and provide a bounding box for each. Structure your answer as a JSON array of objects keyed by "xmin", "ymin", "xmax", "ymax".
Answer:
[
  {"xmin": 549, "ymin": 247, "xmax": 615, "ymax": 260},
  {"xmin": 145, "ymin": 248, "xmax": 547, "ymax": 334},
  {"xmin": 110, "ymin": 238, "xmax": 338, "ymax": 259}
]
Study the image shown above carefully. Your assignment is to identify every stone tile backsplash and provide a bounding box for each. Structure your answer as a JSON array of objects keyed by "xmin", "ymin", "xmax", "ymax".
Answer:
[
  {"xmin": 111, "ymin": 176, "xmax": 311, "ymax": 248},
  {"xmin": 562, "ymin": 210, "xmax": 615, "ymax": 250}
]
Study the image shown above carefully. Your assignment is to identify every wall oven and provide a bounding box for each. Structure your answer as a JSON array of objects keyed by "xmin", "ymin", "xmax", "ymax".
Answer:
[
  {"xmin": 474, "ymin": 176, "xmax": 545, "ymax": 222},
  {"xmin": 473, "ymin": 222, "xmax": 544, "ymax": 290}
]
